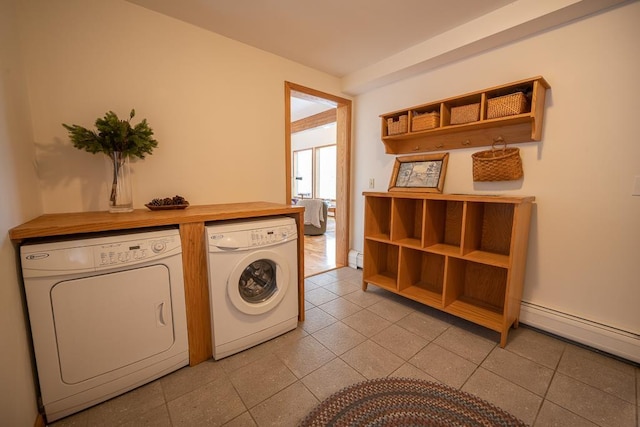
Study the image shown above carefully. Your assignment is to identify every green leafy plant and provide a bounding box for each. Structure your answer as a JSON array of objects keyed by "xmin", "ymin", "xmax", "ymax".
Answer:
[
  {"xmin": 62, "ymin": 109, "xmax": 158, "ymax": 158},
  {"xmin": 63, "ymin": 109, "xmax": 158, "ymax": 209}
]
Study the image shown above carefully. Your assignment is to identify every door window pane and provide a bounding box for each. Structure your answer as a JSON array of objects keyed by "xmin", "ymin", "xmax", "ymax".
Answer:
[
  {"xmin": 316, "ymin": 145, "xmax": 336, "ymax": 200},
  {"xmin": 293, "ymin": 149, "xmax": 312, "ymax": 198}
]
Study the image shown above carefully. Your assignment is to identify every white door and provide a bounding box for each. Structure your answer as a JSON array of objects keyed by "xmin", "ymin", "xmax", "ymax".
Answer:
[
  {"xmin": 51, "ymin": 265, "xmax": 175, "ymax": 384},
  {"xmin": 227, "ymin": 250, "xmax": 290, "ymax": 315}
]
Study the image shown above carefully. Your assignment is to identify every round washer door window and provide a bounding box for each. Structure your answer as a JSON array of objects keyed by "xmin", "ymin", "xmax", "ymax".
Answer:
[
  {"xmin": 239, "ymin": 259, "xmax": 277, "ymax": 303},
  {"xmin": 227, "ymin": 250, "xmax": 290, "ymax": 315}
]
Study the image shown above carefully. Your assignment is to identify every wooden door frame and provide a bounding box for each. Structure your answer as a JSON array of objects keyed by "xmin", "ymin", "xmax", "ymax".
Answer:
[{"xmin": 284, "ymin": 82, "xmax": 352, "ymax": 271}]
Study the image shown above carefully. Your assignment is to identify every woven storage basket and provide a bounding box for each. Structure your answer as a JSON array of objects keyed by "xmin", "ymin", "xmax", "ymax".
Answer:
[
  {"xmin": 450, "ymin": 103, "xmax": 480, "ymax": 124},
  {"xmin": 472, "ymin": 140, "xmax": 523, "ymax": 181},
  {"xmin": 411, "ymin": 111, "xmax": 440, "ymax": 131},
  {"xmin": 387, "ymin": 115, "xmax": 408, "ymax": 135},
  {"xmin": 487, "ymin": 92, "xmax": 528, "ymax": 119}
]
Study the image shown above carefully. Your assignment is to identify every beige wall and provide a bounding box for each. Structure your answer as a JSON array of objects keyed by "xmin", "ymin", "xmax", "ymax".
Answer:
[
  {"xmin": 4, "ymin": 0, "xmax": 345, "ymax": 422},
  {"xmin": 0, "ymin": 0, "xmax": 43, "ymax": 424},
  {"xmin": 18, "ymin": 0, "xmax": 344, "ymax": 213},
  {"xmin": 352, "ymin": 2, "xmax": 640, "ymax": 336}
]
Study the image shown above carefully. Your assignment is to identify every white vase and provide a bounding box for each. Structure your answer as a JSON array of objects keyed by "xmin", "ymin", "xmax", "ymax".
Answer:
[{"xmin": 108, "ymin": 151, "xmax": 133, "ymax": 213}]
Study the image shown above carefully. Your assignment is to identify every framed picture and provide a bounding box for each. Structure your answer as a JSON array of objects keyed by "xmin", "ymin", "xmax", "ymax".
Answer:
[{"xmin": 388, "ymin": 153, "xmax": 449, "ymax": 193}]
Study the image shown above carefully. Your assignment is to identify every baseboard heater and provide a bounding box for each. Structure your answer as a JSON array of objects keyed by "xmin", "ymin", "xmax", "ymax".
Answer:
[
  {"xmin": 348, "ymin": 249, "xmax": 363, "ymax": 269},
  {"xmin": 520, "ymin": 301, "xmax": 639, "ymax": 364}
]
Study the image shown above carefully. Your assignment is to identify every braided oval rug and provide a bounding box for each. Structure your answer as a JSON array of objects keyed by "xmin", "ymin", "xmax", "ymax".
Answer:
[{"xmin": 299, "ymin": 377, "xmax": 527, "ymax": 427}]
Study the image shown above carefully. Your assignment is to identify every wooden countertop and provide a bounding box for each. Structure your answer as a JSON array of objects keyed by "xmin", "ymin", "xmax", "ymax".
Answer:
[{"xmin": 9, "ymin": 201, "xmax": 304, "ymax": 242}]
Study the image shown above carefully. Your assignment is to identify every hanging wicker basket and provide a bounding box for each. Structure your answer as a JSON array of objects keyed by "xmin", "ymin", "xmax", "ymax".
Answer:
[{"xmin": 472, "ymin": 138, "xmax": 523, "ymax": 181}]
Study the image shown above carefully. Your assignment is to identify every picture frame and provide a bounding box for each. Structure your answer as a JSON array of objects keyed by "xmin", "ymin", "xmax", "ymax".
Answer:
[{"xmin": 388, "ymin": 153, "xmax": 449, "ymax": 193}]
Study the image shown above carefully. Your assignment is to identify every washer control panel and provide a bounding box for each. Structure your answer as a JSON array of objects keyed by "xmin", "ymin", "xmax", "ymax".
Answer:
[
  {"xmin": 250, "ymin": 224, "xmax": 296, "ymax": 247},
  {"xmin": 208, "ymin": 222, "xmax": 297, "ymax": 251}
]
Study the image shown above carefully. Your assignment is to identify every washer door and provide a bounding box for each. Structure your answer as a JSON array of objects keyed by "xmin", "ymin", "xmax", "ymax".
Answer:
[{"xmin": 227, "ymin": 250, "xmax": 290, "ymax": 315}]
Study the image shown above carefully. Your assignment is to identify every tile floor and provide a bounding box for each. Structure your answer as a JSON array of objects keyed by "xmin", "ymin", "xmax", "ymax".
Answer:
[{"xmin": 53, "ymin": 267, "xmax": 639, "ymax": 427}]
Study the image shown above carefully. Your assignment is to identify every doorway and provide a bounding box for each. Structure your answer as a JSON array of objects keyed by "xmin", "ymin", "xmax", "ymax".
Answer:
[{"xmin": 284, "ymin": 82, "xmax": 351, "ymax": 277}]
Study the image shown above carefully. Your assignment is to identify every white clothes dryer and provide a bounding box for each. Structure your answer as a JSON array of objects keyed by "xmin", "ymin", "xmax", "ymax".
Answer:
[
  {"xmin": 21, "ymin": 228, "xmax": 188, "ymax": 422},
  {"xmin": 205, "ymin": 216, "xmax": 298, "ymax": 360}
]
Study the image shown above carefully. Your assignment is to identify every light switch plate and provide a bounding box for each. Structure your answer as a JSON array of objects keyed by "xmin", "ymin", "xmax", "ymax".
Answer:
[{"xmin": 633, "ymin": 176, "xmax": 640, "ymax": 196}]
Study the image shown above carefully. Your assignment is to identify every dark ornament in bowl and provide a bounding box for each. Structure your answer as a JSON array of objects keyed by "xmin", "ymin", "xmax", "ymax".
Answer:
[{"xmin": 146, "ymin": 195, "xmax": 189, "ymax": 210}]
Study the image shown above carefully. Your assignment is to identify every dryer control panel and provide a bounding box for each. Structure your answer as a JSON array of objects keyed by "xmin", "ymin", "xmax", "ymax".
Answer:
[
  {"xmin": 94, "ymin": 234, "xmax": 180, "ymax": 267},
  {"xmin": 21, "ymin": 229, "xmax": 182, "ymax": 277}
]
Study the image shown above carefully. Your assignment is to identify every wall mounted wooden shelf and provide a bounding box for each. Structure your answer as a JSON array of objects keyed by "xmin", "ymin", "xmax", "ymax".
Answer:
[
  {"xmin": 362, "ymin": 192, "xmax": 534, "ymax": 347},
  {"xmin": 380, "ymin": 76, "xmax": 549, "ymax": 154}
]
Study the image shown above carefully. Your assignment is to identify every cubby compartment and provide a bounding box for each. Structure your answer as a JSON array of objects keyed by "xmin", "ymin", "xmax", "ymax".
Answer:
[
  {"xmin": 363, "ymin": 239, "xmax": 399, "ymax": 292},
  {"xmin": 364, "ymin": 196, "xmax": 392, "ymax": 241},
  {"xmin": 384, "ymin": 113, "xmax": 408, "ymax": 136},
  {"xmin": 443, "ymin": 94, "xmax": 483, "ymax": 125},
  {"xmin": 462, "ymin": 202, "xmax": 514, "ymax": 266},
  {"xmin": 484, "ymin": 81, "xmax": 534, "ymax": 119},
  {"xmin": 411, "ymin": 104, "xmax": 441, "ymax": 132},
  {"xmin": 391, "ymin": 198, "xmax": 424, "ymax": 247},
  {"xmin": 444, "ymin": 258, "xmax": 507, "ymax": 330},
  {"xmin": 484, "ymin": 80, "xmax": 534, "ymax": 101},
  {"xmin": 398, "ymin": 247, "xmax": 444, "ymax": 308},
  {"xmin": 423, "ymin": 199, "xmax": 463, "ymax": 256}
]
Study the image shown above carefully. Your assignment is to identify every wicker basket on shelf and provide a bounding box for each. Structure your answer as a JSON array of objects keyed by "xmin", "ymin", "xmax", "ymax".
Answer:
[
  {"xmin": 487, "ymin": 92, "xmax": 528, "ymax": 119},
  {"xmin": 472, "ymin": 139, "xmax": 523, "ymax": 181},
  {"xmin": 411, "ymin": 111, "xmax": 440, "ymax": 131},
  {"xmin": 386, "ymin": 115, "xmax": 408, "ymax": 135},
  {"xmin": 450, "ymin": 103, "xmax": 480, "ymax": 124}
]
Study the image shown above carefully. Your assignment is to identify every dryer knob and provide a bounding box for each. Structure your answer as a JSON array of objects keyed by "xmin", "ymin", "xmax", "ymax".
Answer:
[{"xmin": 151, "ymin": 241, "xmax": 166, "ymax": 253}]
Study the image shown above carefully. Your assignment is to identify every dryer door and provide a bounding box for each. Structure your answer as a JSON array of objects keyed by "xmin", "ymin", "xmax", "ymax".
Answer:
[
  {"xmin": 227, "ymin": 250, "xmax": 290, "ymax": 315},
  {"xmin": 50, "ymin": 265, "xmax": 175, "ymax": 384}
]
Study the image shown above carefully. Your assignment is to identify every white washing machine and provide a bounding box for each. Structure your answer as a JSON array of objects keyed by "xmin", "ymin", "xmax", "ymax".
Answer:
[
  {"xmin": 21, "ymin": 228, "xmax": 188, "ymax": 422},
  {"xmin": 206, "ymin": 216, "xmax": 299, "ymax": 360}
]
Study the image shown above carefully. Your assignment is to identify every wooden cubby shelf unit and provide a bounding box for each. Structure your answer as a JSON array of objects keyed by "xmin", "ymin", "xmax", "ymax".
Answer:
[
  {"xmin": 380, "ymin": 76, "xmax": 549, "ymax": 154},
  {"xmin": 362, "ymin": 192, "xmax": 535, "ymax": 347}
]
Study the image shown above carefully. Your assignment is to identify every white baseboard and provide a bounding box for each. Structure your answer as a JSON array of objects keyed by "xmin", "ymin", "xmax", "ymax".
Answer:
[{"xmin": 520, "ymin": 301, "xmax": 640, "ymax": 364}]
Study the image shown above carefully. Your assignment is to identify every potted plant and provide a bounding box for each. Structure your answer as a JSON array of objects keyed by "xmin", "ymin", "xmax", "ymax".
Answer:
[{"xmin": 63, "ymin": 109, "xmax": 158, "ymax": 212}]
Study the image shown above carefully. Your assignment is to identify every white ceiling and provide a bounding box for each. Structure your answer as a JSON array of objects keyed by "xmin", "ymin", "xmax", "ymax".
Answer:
[
  {"xmin": 127, "ymin": 0, "xmax": 627, "ymax": 114},
  {"xmin": 290, "ymin": 97, "xmax": 334, "ymax": 122},
  {"xmin": 127, "ymin": 0, "xmax": 518, "ymax": 78}
]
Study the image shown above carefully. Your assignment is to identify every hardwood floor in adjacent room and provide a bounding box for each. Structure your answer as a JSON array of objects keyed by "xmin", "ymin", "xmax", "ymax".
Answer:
[{"xmin": 304, "ymin": 216, "xmax": 336, "ymax": 277}]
